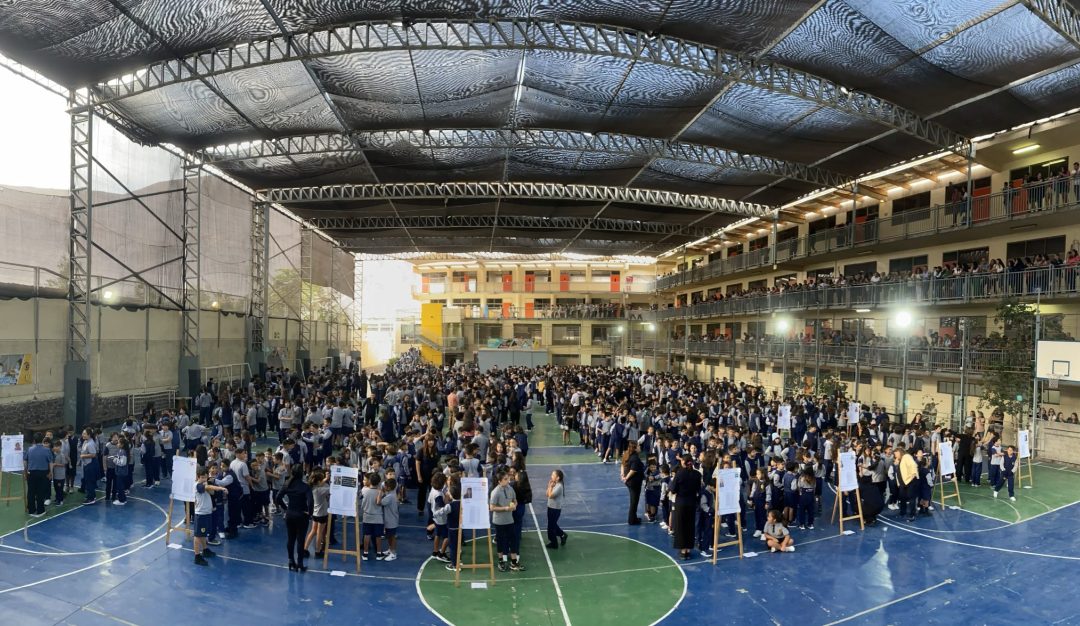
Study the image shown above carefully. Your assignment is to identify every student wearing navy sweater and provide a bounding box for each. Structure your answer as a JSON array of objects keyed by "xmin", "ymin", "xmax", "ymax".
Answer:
[{"xmin": 993, "ymin": 446, "xmax": 1018, "ymax": 501}]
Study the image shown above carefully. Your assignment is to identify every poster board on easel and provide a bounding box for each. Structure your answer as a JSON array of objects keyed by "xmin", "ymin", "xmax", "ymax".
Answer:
[
  {"xmin": 166, "ymin": 455, "xmax": 197, "ymax": 545},
  {"xmin": 324, "ymin": 465, "xmax": 361, "ymax": 573},
  {"xmin": 935, "ymin": 443, "xmax": 962, "ymax": 509},
  {"xmin": 711, "ymin": 467, "xmax": 744, "ymax": 564},
  {"xmin": 777, "ymin": 405, "xmax": 792, "ymax": 441},
  {"xmin": 1017, "ymin": 429, "xmax": 1033, "ymax": 489},
  {"xmin": 1, "ymin": 434, "xmax": 26, "ymax": 508},
  {"xmin": 830, "ymin": 450, "xmax": 864, "ymax": 535},
  {"xmin": 455, "ymin": 476, "xmax": 496, "ymax": 587}
]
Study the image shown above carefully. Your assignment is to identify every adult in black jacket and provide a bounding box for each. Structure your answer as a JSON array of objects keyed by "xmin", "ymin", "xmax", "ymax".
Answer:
[
  {"xmin": 620, "ymin": 441, "xmax": 645, "ymax": 525},
  {"xmin": 275, "ymin": 464, "xmax": 313, "ymax": 572},
  {"xmin": 669, "ymin": 455, "xmax": 702, "ymax": 560}
]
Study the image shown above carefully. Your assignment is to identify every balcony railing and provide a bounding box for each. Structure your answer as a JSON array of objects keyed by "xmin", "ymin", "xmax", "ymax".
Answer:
[
  {"xmin": 647, "ymin": 265, "xmax": 1078, "ymax": 321},
  {"xmin": 658, "ymin": 181, "xmax": 1080, "ymax": 291},
  {"xmin": 418, "ymin": 334, "xmax": 465, "ymax": 352},
  {"xmin": 625, "ymin": 339, "xmax": 1029, "ymax": 374},
  {"xmin": 462, "ymin": 306, "xmax": 653, "ymax": 320},
  {"xmin": 414, "ymin": 278, "xmax": 656, "ymax": 296}
]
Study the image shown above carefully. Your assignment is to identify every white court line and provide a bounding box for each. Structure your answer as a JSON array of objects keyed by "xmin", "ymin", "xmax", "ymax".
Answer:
[
  {"xmin": 0, "ymin": 496, "xmax": 168, "ymax": 556},
  {"xmin": 80, "ymin": 606, "xmax": 141, "ymax": 626},
  {"xmin": 176, "ymin": 546, "xmax": 418, "ymax": 582},
  {"xmin": 1032, "ymin": 462, "xmax": 1080, "ymax": 474},
  {"xmin": 528, "ymin": 503, "xmax": 572, "ymax": 626},
  {"xmin": 878, "ymin": 518, "xmax": 1080, "ymax": 561},
  {"xmin": 0, "ymin": 487, "xmax": 107, "ymax": 541},
  {"xmin": 0, "ymin": 533, "xmax": 165, "ymax": 596},
  {"xmin": 822, "ymin": 578, "xmax": 954, "ymax": 625}
]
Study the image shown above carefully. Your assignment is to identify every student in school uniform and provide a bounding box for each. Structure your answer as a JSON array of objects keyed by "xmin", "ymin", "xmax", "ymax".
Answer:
[
  {"xmin": 545, "ymin": 470, "xmax": 568, "ymax": 549},
  {"xmin": 749, "ymin": 467, "xmax": 768, "ymax": 537},
  {"xmin": 360, "ymin": 472, "xmax": 387, "ymax": 561},
  {"xmin": 274, "ymin": 464, "xmax": 313, "ymax": 572},
  {"xmin": 78, "ymin": 428, "xmax": 100, "ymax": 505},
  {"xmin": 993, "ymin": 446, "xmax": 1018, "ymax": 502},
  {"xmin": 762, "ymin": 509, "xmax": 795, "ymax": 553},
  {"xmin": 50, "ymin": 441, "xmax": 67, "ymax": 507},
  {"xmin": 109, "ymin": 438, "xmax": 131, "ymax": 505},
  {"xmin": 303, "ymin": 469, "xmax": 329, "ymax": 558},
  {"xmin": 620, "ymin": 441, "xmax": 645, "ymax": 525},
  {"xmin": 193, "ymin": 466, "xmax": 227, "ymax": 566},
  {"xmin": 490, "ymin": 469, "xmax": 522, "ymax": 572},
  {"xmin": 796, "ymin": 468, "xmax": 816, "ymax": 530},
  {"xmin": 381, "ymin": 478, "xmax": 400, "ymax": 561},
  {"xmin": 643, "ymin": 459, "xmax": 662, "ymax": 524},
  {"xmin": 442, "ymin": 481, "xmax": 461, "ymax": 571},
  {"xmin": 697, "ymin": 480, "xmax": 716, "ymax": 558}
]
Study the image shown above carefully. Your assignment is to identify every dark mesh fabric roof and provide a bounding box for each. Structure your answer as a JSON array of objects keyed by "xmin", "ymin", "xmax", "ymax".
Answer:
[{"xmin": 3, "ymin": 0, "xmax": 1080, "ymax": 253}]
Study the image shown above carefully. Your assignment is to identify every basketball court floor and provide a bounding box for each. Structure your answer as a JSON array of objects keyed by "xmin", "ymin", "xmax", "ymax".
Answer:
[{"xmin": 1, "ymin": 415, "xmax": 1078, "ymax": 626}]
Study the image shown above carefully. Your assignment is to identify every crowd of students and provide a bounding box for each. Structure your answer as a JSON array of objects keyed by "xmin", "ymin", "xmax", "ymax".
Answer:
[{"xmin": 20, "ymin": 354, "xmax": 1030, "ymax": 571}]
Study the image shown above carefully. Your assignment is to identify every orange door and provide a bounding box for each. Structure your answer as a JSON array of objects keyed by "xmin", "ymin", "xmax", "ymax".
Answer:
[
  {"xmin": 525, "ymin": 274, "xmax": 535, "ymax": 293},
  {"xmin": 524, "ymin": 302, "xmax": 535, "ymax": 319},
  {"xmin": 421, "ymin": 275, "xmax": 430, "ymax": 294},
  {"xmin": 559, "ymin": 272, "xmax": 570, "ymax": 292},
  {"xmin": 610, "ymin": 273, "xmax": 620, "ymax": 293},
  {"xmin": 501, "ymin": 301, "xmax": 512, "ymax": 318},
  {"xmin": 502, "ymin": 273, "xmax": 513, "ymax": 292}
]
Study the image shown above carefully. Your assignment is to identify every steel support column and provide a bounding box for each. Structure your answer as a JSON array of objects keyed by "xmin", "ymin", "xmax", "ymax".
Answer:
[
  {"xmin": 179, "ymin": 162, "xmax": 202, "ymax": 398},
  {"xmin": 248, "ymin": 201, "xmax": 270, "ymax": 376},
  {"xmin": 64, "ymin": 90, "xmax": 93, "ymax": 430},
  {"xmin": 297, "ymin": 227, "xmax": 314, "ymax": 375}
]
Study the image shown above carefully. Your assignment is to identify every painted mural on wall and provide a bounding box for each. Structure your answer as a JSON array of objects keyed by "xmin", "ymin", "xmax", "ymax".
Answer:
[{"xmin": 0, "ymin": 354, "xmax": 32, "ymax": 385}]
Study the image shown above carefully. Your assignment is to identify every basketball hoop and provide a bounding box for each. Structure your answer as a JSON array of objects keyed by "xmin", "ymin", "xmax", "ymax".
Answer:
[{"xmin": 1048, "ymin": 375, "xmax": 1060, "ymax": 390}]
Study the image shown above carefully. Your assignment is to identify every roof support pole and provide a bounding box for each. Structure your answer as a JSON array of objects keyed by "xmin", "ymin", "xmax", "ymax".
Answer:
[
  {"xmin": 248, "ymin": 201, "xmax": 270, "ymax": 378},
  {"xmin": 179, "ymin": 161, "xmax": 202, "ymax": 399},
  {"xmin": 63, "ymin": 89, "xmax": 94, "ymax": 431}
]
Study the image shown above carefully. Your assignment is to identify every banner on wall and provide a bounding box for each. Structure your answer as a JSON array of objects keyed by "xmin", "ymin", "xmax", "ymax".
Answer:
[{"xmin": 0, "ymin": 354, "xmax": 32, "ymax": 386}]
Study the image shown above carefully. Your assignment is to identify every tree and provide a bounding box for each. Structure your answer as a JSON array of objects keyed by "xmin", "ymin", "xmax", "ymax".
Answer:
[
  {"xmin": 979, "ymin": 298, "xmax": 1061, "ymax": 427},
  {"xmin": 815, "ymin": 371, "xmax": 848, "ymax": 398},
  {"xmin": 784, "ymin": 368, "xmax": 810, "ymax": 398}
]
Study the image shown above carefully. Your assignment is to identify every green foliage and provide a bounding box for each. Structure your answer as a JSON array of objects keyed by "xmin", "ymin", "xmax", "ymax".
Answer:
[
  {"xmin": 269, "ymin": 268, "xmax": 349, "ymax": 324},
  {"xmin": 979, "ymin": 298, "xmax": 1059, "ymax": 425},
  {"xmin": 815, "ymin": 371, "xmax": 848, "ymax": 398}
]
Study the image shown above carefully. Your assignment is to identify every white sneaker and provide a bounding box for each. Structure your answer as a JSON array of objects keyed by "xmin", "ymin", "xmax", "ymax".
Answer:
[
  {"xmin": 384, "ymin": 552, "xmax": 397, "ymax": 562},
  {"xmin": 112, "ymin": 500, "xmax": 122, "ymax": 505},
  {"xmin": 44, "ymin": 499, "xmax": 51, "ymax": 506},
  {"xmin": 1010, "ymin": 496, "xmax": 1016, "ymax": 502},
  {"xmin": 993, "ymin": 490, "xmax": 999, "ymax": 499},
  {"xmin": 659, "ymin": 522, "xmax": 668, "ymax": 530},
  {"xmin": 770, "ymin": 547, "xmax": 778, "ymax": 553},
  {"xmin": 784, "ymin": 546, "xmax": 795, "ymax": 553},
  {"xmin": 753, "ymin": 530, "xmax": 762, "ymax": 538}
]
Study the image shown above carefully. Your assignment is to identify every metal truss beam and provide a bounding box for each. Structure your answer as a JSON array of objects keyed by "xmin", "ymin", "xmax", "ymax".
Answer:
[
  {"xmin": 250, "ymin": 202, "xmax": 270, "ymax": 356},
  {"xmin": 91, "ymin": 18, "xmax": 966, "ymax": 152},
  {"xmin": 181, "ymin": 163, "xmax": 201, "ymax": 358},
  {"xmin": 312, "ymin": 214, "xmax": 717, "ymax": 238},
  {"xmin": 262, "ymin": 182, "xmax": 773, "ymax": 217},
  {"xmin": 199, "ymin": 129, "xmax": 851, "ymax": 191},
  {"xmin": 67, "ymin": 94, "xmax": 93, "ymax": 363},
  {"xmin": 1023, "ymin": 0, "xmax": 1080, "ymax": 44},
  {"xmin": 299, "ymin": 227, "xmax": 314, "ymax": 352}
]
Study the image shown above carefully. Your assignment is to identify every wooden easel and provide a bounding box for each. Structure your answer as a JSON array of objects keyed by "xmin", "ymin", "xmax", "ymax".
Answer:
[
  {"xmin": 0, "ymin": 471, "xmax": 22, "ymax": 508},
  {"xmin": 1017, "ymin": 454, "xmax": 1034, "ymax": 489},
  {"xmin": 453, "ymin": 506, "xmax": 496, "ymax": 587},
  {"xmin": 322, "ymin": 513, "xmax": 362, "ymax": 573},
  {"xmin": 830, "ymin": 455, "xmax": 864, "ymax": 535},
  {"xmin": 935, "ymin": 450, "xmax": 962, "ymax": 509},
  {"xmin": 711, "ymin": 511, "xmax": 744, "ymax": 564},
  {"xmin": 165, "ymin": 497, "xmax": 192, "ymax": 545}
]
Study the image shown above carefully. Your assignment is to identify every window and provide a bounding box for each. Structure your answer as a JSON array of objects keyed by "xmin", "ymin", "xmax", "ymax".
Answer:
[
  {"xmin": 884, "ymin": 376, "xmax": 921, "ymax": 391},
  {"xmin": 707, "ymin": 251, "xmax": 723, "ymax": 263},
  {"xmin": 806, "ymin": 266, "xmax": 834, "ymax": 279},
  {"xmin": 1006, "ymin": 236, "xmax": 1066, "ymax": 260},
  {"xmin": 891, "ymin": 191, "xmax": 931, "ymax": 224},
  {"xmin": 1040, "ymin": 388, "xmax": 1062, "ymax": 404},
  {"xmin": 1010, "ymin": 156, "xmax": 1070, "ymax": 184},
  {"xmin": 939, "ymin": 316, "xmax": 987, "ymax": 337},
  {"xmin": 551, "ymin": 354, "xmax": 580, "ymax": 366},
  {"xmin": 746, "ymin": 321, "xmax": 766, "ymax": 337},
  {"xmin": 475, "ymin": 324, "xmax": 502, "ymax": 344},
  {"xmin": 843, "ymin": 261, "xmax": 877, "ymax": 277},
  {"xmin": 592, "ymin": 325, "xmax": 616, "ymax": 343},
  {"xmin": 591, "ymin": 355, "xmax": 612, "ymax": 367},
  {"xmin": 512, "ymin": 324, "xmax": 542, "ymax": 341},
  {"xmin": 889, "ymin": 255, "xmax": 928, "ymax": 274},
  {"xmin": 749, "ymin": 236, "xmax": 768, "ymax": 252},
  {"xmin": 777, "ymin": 227, "xmax": 798, "ymax": 243},
  {"xmin": 452, "ymin": 298, "xmax": 480, "ymax": 307},
  {"xmin": 723, "ymin": 360, "xmax": 737, "ymax": 368},
  {"xmin": 839, "ymin": 371, "xmax": 870, "ymax": 384},
  {"xmin": 774, "ymin": 273, "xmax": 797, "ymax": 286},
  {"xmin": 942, "ymin": 247, "xmax": 989, "ymax": 268},
  {"xmin": 808, "ymin": 216, "xmax": 837, "ymax": 234},
  {"xmin": 725, "ymin": 283, "xmax": 742, "ymax": 294},
  {"xmin": 771, "ymin": 365, "xmax": 784, "ymax": 374},
  {"xmin": 551, "ymin": 324, "xmax": 581, "ymax": 346},
  {"xmin": 937, "ymin": 381, "xmax": 985, "ymax": 396},
  {"xmin": 747, "ymin": 279, "xmax": 767, "ymax": 291},
  {"xmin": 556, "ymin": 298, "xmax": 585, "ymax": 306},
  {"xmin": 525, "ymin": 270, "xmax": 551, "ymax": 283},
  {"xmin": 727, "ymin": 243, "xmax": 744, "ymax": 257}
]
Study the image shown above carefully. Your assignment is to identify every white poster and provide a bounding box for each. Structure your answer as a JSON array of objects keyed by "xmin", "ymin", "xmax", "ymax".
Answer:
[
  {"xmin": 1, "ymin": 434, "xmax": 24, "ymax": 472},
  {"xmin": 939, "ymin": 443, "xmax": 956, "ymax": 477},
  {"xmin": 838, "ymin": 450, "xmax": 858, "ymax": 492},
  {"xmin": 461, "ymin": 477, "xmax": 489, "ymax": 530},
  {"xmin": 714, "ymin": 468, "xmax": 741, "ymax": 516},
  {"xmin": 847, "ymin": 401, "xmax": 861, "ymax": 424},
  {"xmin": 170, "ymin": 456, "xmax": 197, "ymax": 503},
  {"xmin": 1018, "ymin": 430, "xmax": 1031, "ymax": 459},
  {"xmin": 329, "ymin": 465, "xmax": 359, "ymax": 517},
  {"xmin": 777, "ymin": 404, "xmax": 792, "ymax": 431}
]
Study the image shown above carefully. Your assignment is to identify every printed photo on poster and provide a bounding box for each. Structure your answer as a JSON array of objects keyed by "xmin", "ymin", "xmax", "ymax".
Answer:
[
  {"xmin": 0, "ymin": 354, "xmax": 32, "ymax": 386},
  {"xmin": 1, "ymin": 434, "xmax": 25, "ymax": 472},
  {"xmin": 329, "ymin": 465, "xmax": 359, "ymax": 516},
  {"xmin": 460, "ymin": 477, "xmax": 489, "ymax": 530}
]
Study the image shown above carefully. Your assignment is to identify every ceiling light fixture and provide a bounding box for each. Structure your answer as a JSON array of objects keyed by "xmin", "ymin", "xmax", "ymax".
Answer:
[{"xmin": 1012, "ymin": 144, "xmax": 1040, "ymax": 155}]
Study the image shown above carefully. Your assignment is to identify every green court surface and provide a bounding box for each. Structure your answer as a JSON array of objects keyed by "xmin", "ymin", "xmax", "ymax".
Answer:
[
  {"xmin": 525, "ymin": 412, "xmax": 600, "ymax": 466},
  {"xmin": 0, "ymin": 473, "xmax": 87, "ymax": 536},
  {"xmin": 949, "ymin": 462, "xmax": 1080, "ymax": 523},
  {"xmin": 417, "ymin": 528, "xmax": 684, "ymax": 626}
]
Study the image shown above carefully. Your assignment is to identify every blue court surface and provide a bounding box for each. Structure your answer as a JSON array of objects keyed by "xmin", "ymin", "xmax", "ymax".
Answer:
[{"xmin": 2, "ymin": 440, "xmax": 1078, "ymax": 626}]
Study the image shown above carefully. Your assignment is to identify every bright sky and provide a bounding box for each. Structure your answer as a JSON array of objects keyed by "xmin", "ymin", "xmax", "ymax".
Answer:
[{"xmin": 0, "ymin": 67, "xmax": 70, "ymax": 190}]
